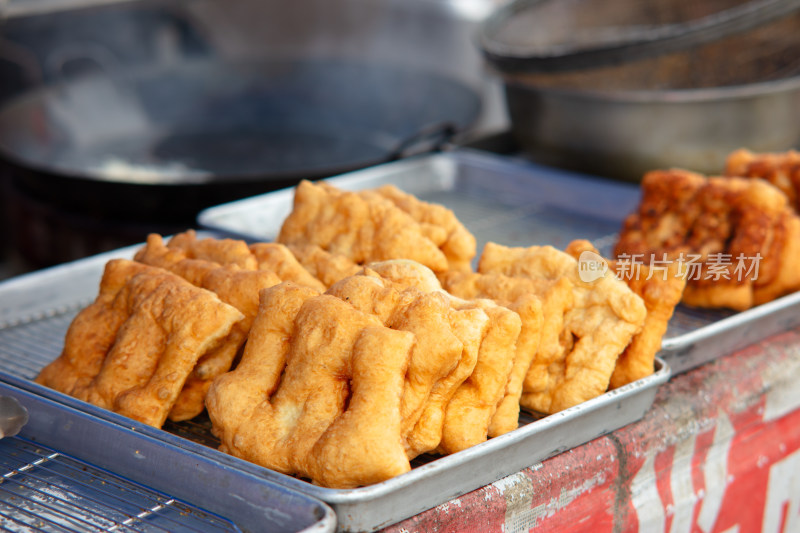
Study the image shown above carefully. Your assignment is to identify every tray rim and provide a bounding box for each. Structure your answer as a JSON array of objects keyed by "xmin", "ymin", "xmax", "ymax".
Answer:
[
  {"xmin": 0, "ymin": 378, "xmax": 338, "ymax": 533},
  {"xmin": 0, "ymin": 356, "xmax": 670, "ymax": 504},
  {"xmin": 660, "ymin": 289, "xmax": 800, "ymax": 350}
]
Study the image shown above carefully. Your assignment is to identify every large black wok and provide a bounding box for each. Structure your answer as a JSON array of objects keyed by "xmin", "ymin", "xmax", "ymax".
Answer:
[{"xmin": 0, "ymin": 57, "xmax": 481, "ymax": 224}]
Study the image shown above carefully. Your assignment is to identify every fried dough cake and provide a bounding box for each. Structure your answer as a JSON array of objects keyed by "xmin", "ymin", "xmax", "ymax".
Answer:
[
  {"xmin": 614, "ymin": 169, "xmax": 800, "ymax": 310},
  {"xmin": 394, "ymin": 292, "xmax": 486, "ymax": 458},
  {"xmin": 437, "ymin": 297, "xmax": 521, "ymax": 454},
  {"xmin": 36, "ymin": 259, "xmax": 244, "ymax": 428},
  {"xmin": 286, "ymin": 243, "xmax": 361, "ymax": 288},
  {"xmin": 726, "ymin": 148, "xmax": 800, "ymax": 212},
  {"xmin": 207, "ymin": 260, "xmax": 512, "ymax": 486},
  {"xmin": 326, "ymin": 264, "xmax": 488, "ymax": 458},
  {"xmin": 134, "ymin": 233, "xmax": 284, "ymax": 421},
  {"xmin": 374, "ymin": 184, "xmax": 476, "ymax": 271},
  {"xmin": 249, "ymin": 242, "xmax": 327, "ymax": 291},
  {"xmin": 277, "ymin": 180, "xmax": 474, "ymax": 272},
  {"xmin": 166, "ymin": 229, "xmax": 257, "ymax": 270},
  {"xmin": 206, "ymin": 283, "xmax": 416, "ymax": 488},
  {"xmin": 476, "ymin": 242, "xmax": 647, "ymax": 414},
  {"xmin": 441, "ymin": 271, "xmax": 549, "ymax": 423},
  {"xmin": 349, "ymin": 260, "xmax": 523, "ymax": 452},
  {"xmin": 565, "ymin": 240, "xmax": 686, "ymax": 389}
]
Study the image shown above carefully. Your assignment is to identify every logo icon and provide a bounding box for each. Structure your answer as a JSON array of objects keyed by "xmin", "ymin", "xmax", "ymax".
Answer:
[{"xmin": 577, "ymin": 250, "xmax": 609, "ymax": 283}]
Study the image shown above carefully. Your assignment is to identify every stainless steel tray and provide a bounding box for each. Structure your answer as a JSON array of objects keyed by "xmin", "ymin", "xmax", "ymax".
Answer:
[
  {"xmin": 0, "ymin": 230, "xmax": 669, "ymax": 532},
  {"xmin": 0, "ymin": 380, "xmax": 336, "ymax": 533},
  {"xmin": 198, "ymin": 148, "xmax": 800, "ymax": 375}
]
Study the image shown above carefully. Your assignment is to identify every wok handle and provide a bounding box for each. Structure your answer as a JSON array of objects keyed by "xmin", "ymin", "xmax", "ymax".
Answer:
[{"xmin": 388, "ymin": 121, "xmax": 458, "ymax": 161}]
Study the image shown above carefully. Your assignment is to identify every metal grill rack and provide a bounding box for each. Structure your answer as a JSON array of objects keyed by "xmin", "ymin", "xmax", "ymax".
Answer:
[{"xmin": 0, "ymin": 436, "xmax": 240, "ymax": 533}]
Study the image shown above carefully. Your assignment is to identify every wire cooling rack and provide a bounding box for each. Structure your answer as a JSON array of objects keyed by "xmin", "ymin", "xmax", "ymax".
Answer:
[{"xmin": 0, "ymin": 436, "xmax": 240, "ymax": 533}]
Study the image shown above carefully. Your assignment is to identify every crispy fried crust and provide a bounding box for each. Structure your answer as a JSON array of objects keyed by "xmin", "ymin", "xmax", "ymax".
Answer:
[
  {"xmin": 249, "ymin": 242, "xmax": 327, "ymax": 291},
  {"xmin": 401, "ymin": 298, "xmax": 487, "ymax": 458},
  {"xmin": 286, "ymin": 243, "xmax": 361, "ymax": 288},
  {"xmin": 207, "ymin": 260, "xmax": 514, "ymax": 486},
  {"xmin": 476, "ymin": 242, "xmax": 646, "ymax": 414},
  {"xmin": 36, "ymin": 259, "xmax": 244, "ymax": 428},
  {"xmin": 565, "ymin": 240, "xmax": 686, "ymax": 389},
  {"xmin": 440, "ymin": 270, "xmax": 545, "ymax": 430},
  {"xmin": 437, "ymin": 298, "xmax": 521, "ymax": 453},
  {"xmin": 339, "ymin": 260, "xmax": 524, "ymax": 451},
  {"xmin": 278, "ymin": 180, "xmax": 458, "ymax": 272},
  {"xmin": 166, "ymin": 229, "xmax": 257, "ymax": 270},
  {"xmin": 207, "ymin": 282, "xmax": 416, "ymax": 488},
  {"xmin": 374, "ymin": 184, "xmax": 477, "ymax": 271},
  {"xmin": 614, "ymin": 169, "xmax": 800, "ymax": 310},
  {"xmin": 134, "ymin": 233, "xmax": 283, "ymax": 421},
  {"xmin": 726, "ymin": 148, "xmax": 800, "ymax": 212}
]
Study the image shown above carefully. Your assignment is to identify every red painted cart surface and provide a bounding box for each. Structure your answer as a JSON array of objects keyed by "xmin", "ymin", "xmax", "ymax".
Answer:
[{"xmin": 383, "ymin": 330, "xmax": 800, "ymax": 532}]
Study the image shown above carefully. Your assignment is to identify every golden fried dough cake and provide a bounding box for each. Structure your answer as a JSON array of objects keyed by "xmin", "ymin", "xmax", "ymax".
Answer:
[
  {"xmin": 374, "ymin": 184, "xmax": 477, "ymax": 271},
  {"xmin": 329, "ymin": 268, "xmax": 486, "ymax": 457},
  {"xmin": 726, "ymin": 148, "xmax": 800, "ymax": 212},
  {"xmin": 165, "ymin": 229, "xmax": 257, "ymax": 270},
  {"xmin": 134, "ymin": 234, "xmax": 283, "ymax": 421},
  {"xmin": 477, "ymin": 242, "xmax": 646, "ymax": 414},
  {"xmin": 206, "ymin": 282, "xmax": 415, "ymax": 488},
  {"xmin": 346, "ymin": 260, "xmax": 525, "ymax": 454},
  {"xmin": 440, "ymin": 270, "xmax": 546, "ymax": 426},
  {"xmin": 36, "ymin": 259, "xmax": 244, "ymax": 428},
  {"xmin": 278, "ymin": 180, "xmax": 455, "ymax": 272},
  {"xmin": 361, "ymin": 259, "xmax": 444, "ymax": 294},
  {"xmin": 306, "ymin": 325, "xmax": 414, "ymax": 487},
  {"xmin": 249, "ymin": 242, "xmax": 326, "ymax": 291},
  {"xmin": 437, "ymin": 297, "xmax": 521, "ymax": 454},
  {"xmin": 399, "ymin": 295, "xmax": 486, "ymax": 458},
  {"xmin": 614, "ymin": 169, "xmax": 800, "ymax": 310},
  {"xmin": 286, "ymin": 243, "xmax": 361, "ymax": 288},
  {"xmin": 565, "ymin": 240, "xmax": 686, "ymax": 389},
  {"xmin": 207, "ymin": 260, "xmax": 504, "ymax": 485},
  {"xmin": 354, "ymin": 260, "xmax": 527, "ymax": 444}
]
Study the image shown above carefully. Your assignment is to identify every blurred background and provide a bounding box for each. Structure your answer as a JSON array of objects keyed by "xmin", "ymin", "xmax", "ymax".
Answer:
[
  {"xmin": 3, "ymin": 0, "xmax": 800, "ymax": 279},
  {"xmin": 0, "ymin": 0, "xmax": 510, "ymax": 277}
]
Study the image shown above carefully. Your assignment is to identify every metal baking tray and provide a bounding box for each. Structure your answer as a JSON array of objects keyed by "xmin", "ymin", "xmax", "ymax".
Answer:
[
  {"xmin": 0, "ymin": 381, "xmax": 336, "ymax": 533},
  {"xmin": 198, "ymin": 148, "xmax": 800, "ymax": 375},
  {"xmin": 0, "ymin": 228, "xmax": 669, "ymax": 532}
]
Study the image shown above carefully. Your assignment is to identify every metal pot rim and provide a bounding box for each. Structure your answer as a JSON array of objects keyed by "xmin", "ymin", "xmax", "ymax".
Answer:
[{"xmin": 503, "ymin": 74, "xmax": 800, "ymax": 103}]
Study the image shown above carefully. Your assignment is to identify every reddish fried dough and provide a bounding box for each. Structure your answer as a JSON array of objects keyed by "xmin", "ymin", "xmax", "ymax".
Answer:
[
  {"xmin": 614, "ymin": 169, "xmax": 800, "ymax": 310},
  {"xmin": 726, "ymin": 148, "xmax": 800, "ymax": 212}
]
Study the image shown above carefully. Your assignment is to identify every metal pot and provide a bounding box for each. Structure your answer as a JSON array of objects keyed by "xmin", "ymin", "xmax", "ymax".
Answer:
[
  {"xmin": 480, "ymin": 1, "xmax": 800, "ymax": 181},
  {"xmin": 0, "ymin": 57, "xmax": 480, "ymax": 221},
  {"xmin": 0, "ymin": 0, "xmax": 496, "ymax": 269}
]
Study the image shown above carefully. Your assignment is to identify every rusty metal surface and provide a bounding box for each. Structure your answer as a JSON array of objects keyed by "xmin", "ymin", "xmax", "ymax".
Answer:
[{"xmin": 382, "ymin": 329, "xmax": 800, "ymax": 532}]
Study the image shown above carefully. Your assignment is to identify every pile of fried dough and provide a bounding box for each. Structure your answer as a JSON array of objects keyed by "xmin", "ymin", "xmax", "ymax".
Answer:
[
  {"xmin": 38, "ymin": 179, "xmax": 691, "ymax": 488},
  {"xmin": 616, "ymin": 148, "xmax": 800, "ymax": 311}
]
